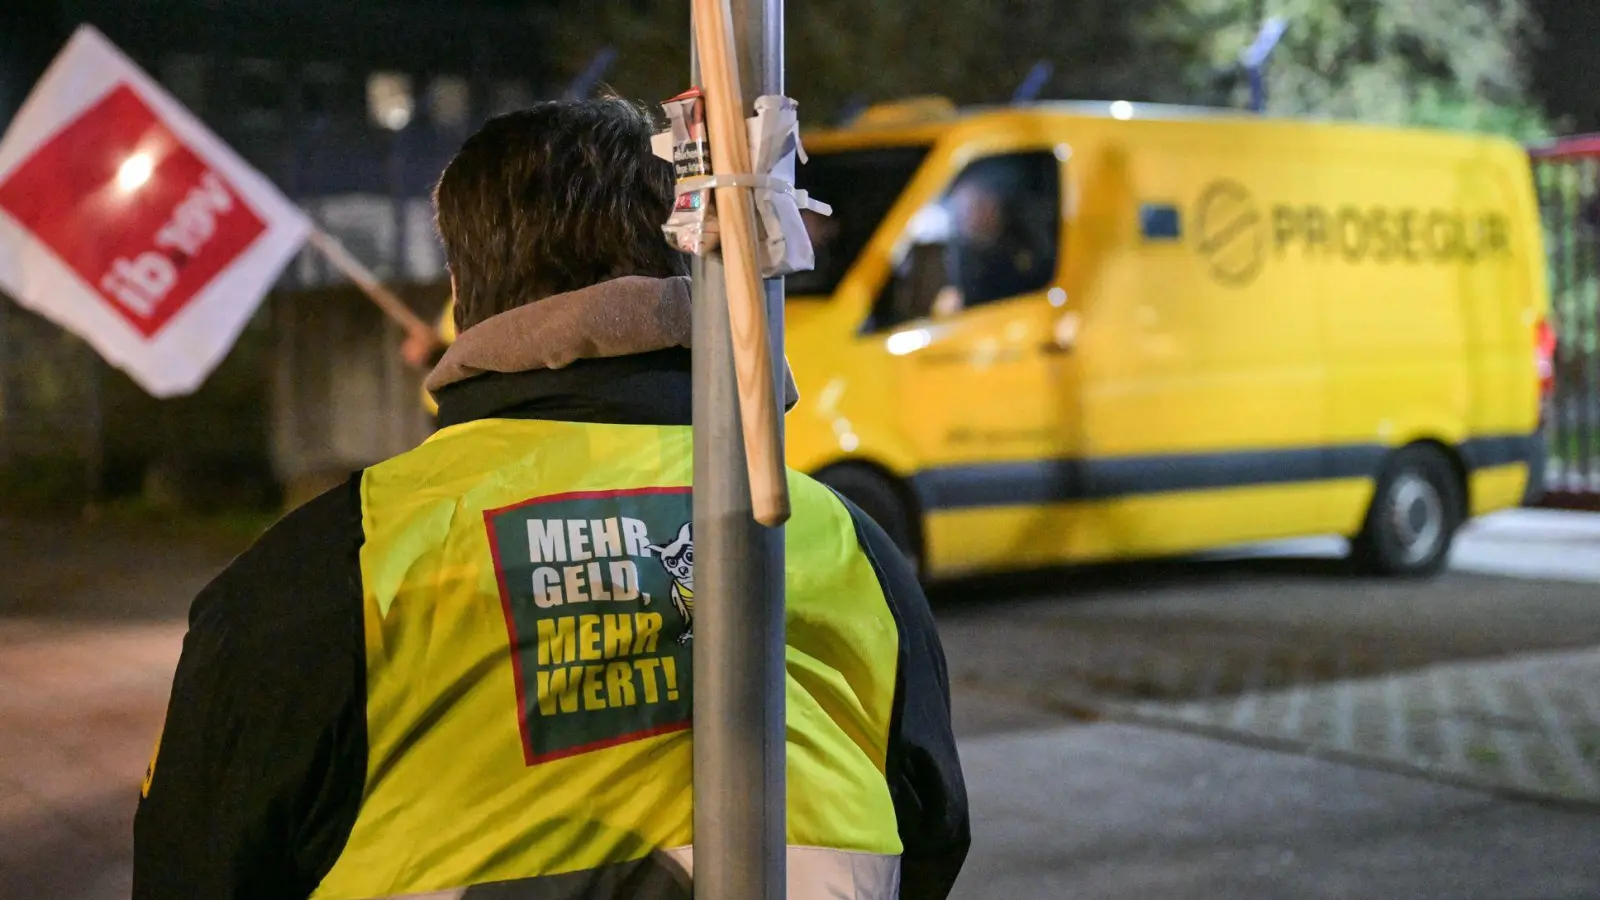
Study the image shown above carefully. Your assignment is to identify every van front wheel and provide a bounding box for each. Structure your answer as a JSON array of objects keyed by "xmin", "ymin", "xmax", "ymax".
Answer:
[{"xmin": 1351, "ymin": 445, "xmax": 1464, "ymax": 578}]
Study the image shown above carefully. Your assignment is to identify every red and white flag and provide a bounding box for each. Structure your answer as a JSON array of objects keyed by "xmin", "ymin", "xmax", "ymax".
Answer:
[{"xmin": 0, "ymin": 25, "xmax": 309, "ymax": 397}]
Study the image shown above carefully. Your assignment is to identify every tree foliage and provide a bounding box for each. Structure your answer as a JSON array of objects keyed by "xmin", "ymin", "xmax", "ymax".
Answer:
[
  {"xmin": 548, "ymin": 0, "xmax": 1145, "ymax": 125},
  {"xmin": 545, "ymin": 0, "xmax": 1550, "ymax": 138},
  {"xmin": 1139, "ymin": 0, "xmax": 1550, "ymax": 138}
]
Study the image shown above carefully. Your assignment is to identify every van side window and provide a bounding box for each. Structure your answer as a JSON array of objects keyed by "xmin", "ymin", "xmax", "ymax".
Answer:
[
  {"xmin": 868, "ymin": 151, "xmax": 1060, "ymax": 331},
  {"xmin": 788, "ymin": 146, "xmax": 931, "ymax": 298}
]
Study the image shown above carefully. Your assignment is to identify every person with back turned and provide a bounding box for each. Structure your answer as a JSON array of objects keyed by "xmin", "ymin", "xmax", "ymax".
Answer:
[{"xmin": 133, "ymin": 97, "xmax": 970, "ymax": 900}]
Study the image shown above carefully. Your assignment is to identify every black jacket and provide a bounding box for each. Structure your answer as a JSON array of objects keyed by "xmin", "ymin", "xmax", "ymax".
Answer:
[{"xmin": 132, "ymin": 348, "xmax": 970, "ymax": 900}]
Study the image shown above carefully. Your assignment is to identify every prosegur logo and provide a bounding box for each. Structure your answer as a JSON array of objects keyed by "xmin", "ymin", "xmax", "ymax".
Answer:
[
  {"xmin": 1194, "ymin": 180, "xmax": 1267, "ymax": 286},
  {"xmin": 1191, "ymin": 180, "xmax": 1513, "ymax": 287}
]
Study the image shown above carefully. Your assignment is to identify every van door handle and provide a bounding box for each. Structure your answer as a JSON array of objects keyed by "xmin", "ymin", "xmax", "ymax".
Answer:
[{"xmin": 1040, "ymin": 340, "xmax": 1073, "ymax": 355}]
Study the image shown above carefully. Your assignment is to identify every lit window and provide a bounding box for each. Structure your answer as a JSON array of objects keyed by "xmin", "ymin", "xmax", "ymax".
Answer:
[
  {"xmin": 367, "ymin": 72, "xmax": 414, "ymax": 131},
  {"xmin": 491, "ymin": 79, "xmax": 533, "ymax": 116},
  {"xmin": 428, "ymin": 76, "xmax": 471, "ymax": 128}
]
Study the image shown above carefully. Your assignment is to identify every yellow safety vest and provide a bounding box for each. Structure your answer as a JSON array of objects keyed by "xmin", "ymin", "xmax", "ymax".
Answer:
[{"xmin": 312, "ymin": 416, "xmax": 903, "ymax": 899}]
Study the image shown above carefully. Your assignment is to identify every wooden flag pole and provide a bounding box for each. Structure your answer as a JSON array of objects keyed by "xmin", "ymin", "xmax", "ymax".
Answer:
[
  {"xmin": 305, "ymin": 226, "xmax": 434, "ymax": 337},
  {"xmin": 691, "ymin": 0, "xmax": 791, "ymax": 527}
]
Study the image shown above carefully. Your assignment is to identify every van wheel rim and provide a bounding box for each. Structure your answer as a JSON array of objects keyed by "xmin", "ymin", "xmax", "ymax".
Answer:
[{"xmin": 1389, "ymin": 471, "xmax": 1444, "ymax": 566}]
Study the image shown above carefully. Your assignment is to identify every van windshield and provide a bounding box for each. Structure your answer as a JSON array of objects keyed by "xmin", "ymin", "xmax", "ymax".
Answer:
[{"xmin": 787, "ymin": 145, "xmax": 931, "ymax": 297}]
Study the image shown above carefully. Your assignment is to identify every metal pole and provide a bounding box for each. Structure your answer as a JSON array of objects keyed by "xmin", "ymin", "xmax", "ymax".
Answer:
[
  {"xmin": 690, "ymin": 0, "xmax": 786, "ymax": 896},
  {"xmin": 1240, "ymin": 16, "xmax": 1287, "ymax": 115}
]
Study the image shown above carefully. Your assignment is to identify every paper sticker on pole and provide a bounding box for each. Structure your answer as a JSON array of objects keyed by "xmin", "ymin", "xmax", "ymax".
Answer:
[{"xmin": 0, "ymin": 26, "xmax": 309, "ymax": 397}]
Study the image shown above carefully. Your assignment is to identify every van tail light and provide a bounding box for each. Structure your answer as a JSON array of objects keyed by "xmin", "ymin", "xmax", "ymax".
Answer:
[{"xmin": 1534, "ymin": 317, "xmax": 1557, "ymax": 401}]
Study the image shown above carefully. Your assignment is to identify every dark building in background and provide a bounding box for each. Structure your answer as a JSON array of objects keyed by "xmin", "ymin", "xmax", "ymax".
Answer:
[
  {"xmin": 0, "ymin": 0, "xmax": 566, "ymax": 508},
  {"xmin": 0, "ymin": 6, "xmax": 60, "ymax": 127},
  {"xmin": 3, "ymin": 0, "xmax": 562, "ymax": 284}
]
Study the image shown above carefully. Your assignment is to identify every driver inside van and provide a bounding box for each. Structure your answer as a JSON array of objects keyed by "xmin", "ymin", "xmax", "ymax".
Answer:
[{"xmin": 943, "ymin": 174, "xmax": 1050, "ymax": 313}]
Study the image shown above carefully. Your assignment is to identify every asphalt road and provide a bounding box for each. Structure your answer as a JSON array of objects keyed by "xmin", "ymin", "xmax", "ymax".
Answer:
[{"xmin": 2, "ymin": 510, "xmax": 1598, "ymax": 898}]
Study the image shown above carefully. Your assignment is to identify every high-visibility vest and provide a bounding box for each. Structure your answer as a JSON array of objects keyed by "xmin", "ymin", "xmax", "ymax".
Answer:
[{"xmin": 312, "ymin": 416, "xmax": 903, "ymax": 899}]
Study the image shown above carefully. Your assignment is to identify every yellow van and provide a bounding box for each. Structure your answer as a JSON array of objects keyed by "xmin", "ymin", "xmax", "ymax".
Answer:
[{"xmin": 785, "ymin": 98, "xmax": 1551, "ymax": 579}]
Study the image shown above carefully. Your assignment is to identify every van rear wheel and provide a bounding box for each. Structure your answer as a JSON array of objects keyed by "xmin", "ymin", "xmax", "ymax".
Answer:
[
  {"xmin": 1351, "ymin": 445, "xmax": 1463, "ymax": 578},
  {"xmin": 815, "ymin": 465, "xmax": 921, "ymax": 575}
]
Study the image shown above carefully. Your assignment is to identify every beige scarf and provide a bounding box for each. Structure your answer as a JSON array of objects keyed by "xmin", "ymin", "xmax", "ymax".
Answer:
[{"xmin": 426, "ymin": 275, "xmax": 799, "ymax": 410}]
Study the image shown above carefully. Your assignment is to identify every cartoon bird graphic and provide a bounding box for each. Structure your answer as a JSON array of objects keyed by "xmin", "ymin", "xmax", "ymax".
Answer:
[{"xmin": 648, "ymin": 521, "xmax": 695, "ymax": 643}]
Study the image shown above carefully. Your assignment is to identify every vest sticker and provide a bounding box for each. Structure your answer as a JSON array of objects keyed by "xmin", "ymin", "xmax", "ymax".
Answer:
[
  {"xmin": 141, "ymin": 724, "xmax": 162, "ymax": 798},
  {"xmin": 484, "ymin": 486, "xmax": 696, "ymax": 765}
]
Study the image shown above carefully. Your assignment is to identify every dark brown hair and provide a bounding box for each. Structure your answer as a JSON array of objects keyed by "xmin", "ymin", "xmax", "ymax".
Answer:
[{"xmin": 434, "ymin": 98, "xmax": 686, "ymax": 331}]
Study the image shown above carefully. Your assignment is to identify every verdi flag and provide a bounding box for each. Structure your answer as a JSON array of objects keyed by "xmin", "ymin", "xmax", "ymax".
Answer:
[{"xmin": 0, "ymin": 25, "xmax": 309, "ymax": 397}]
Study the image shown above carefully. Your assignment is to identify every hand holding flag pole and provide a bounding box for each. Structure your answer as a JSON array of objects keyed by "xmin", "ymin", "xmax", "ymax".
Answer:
[{"xmin": 303, "ymin": 227, "xmax": 435, "ymax": 340}]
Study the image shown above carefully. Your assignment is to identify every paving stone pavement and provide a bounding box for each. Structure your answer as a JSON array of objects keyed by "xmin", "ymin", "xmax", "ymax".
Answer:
[
  {"xmin": 1120, "ymin": 646, "xmax": 1600, "ymax": 804},
  {"xmin": 0, "ymin": 621, "xmax": 183, "ymax": 900},
  {"xmin": 935, "ymin": 511, "xmax": 1600, "ymax": 808},
  {"xmin": 4, "ymin": 508, "xmax": 1598, "ymax": 897}
]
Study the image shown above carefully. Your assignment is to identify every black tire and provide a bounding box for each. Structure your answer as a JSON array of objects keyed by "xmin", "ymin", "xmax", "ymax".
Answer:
[
  {"xmin": 1350, "ymin": 444, "xmax": 1465, "ymax": 578},
  {"xmin": 815, "ymin": 464, "xmax": 921, "ymax": 574}
]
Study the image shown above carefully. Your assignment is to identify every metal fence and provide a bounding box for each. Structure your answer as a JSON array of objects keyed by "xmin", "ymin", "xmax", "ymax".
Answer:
[{"xmin": 1531, "ymin": 137, "xmax": 1600, "ymax": 509}]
